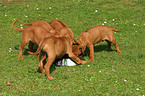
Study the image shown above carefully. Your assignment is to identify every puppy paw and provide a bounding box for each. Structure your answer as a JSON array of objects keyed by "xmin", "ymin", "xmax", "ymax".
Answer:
[
  {"xmin": 18, "ymin": 56, "xmax": 23, "ymax": 59},
  {"xmin": 47, "ymin": 76, "xmax": 53, "ymax": 80},
  {"xmin": 117, "ymin": 51, "xmax": 122, "ymax": 54},
  {"xmin": 81, "ymin": 60, "xmax": 86, "ymax": 64},
  {"xmin": 41, "ymin": 70, "xmax": 45, "ymax": 73},
  {"xmin": 89, "ymin": 59, "xmax": 94, "ymax": 62}
]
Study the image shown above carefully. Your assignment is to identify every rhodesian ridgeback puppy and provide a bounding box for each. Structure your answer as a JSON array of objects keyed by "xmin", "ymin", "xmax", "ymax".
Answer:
[
  {"xmin": 28, "ymin": 36, "xmax": 86, "ymax": 80},
  {"xmin": 12, "ymin": 25, "xmax": 59, "ymax": 59},
  {"xmin": 74, "ymin": 26, "xmax": 122, "ymax": 62},
  {"xmin": 49, "ymin": 20, "xmax": 75, "ymax": 43}
]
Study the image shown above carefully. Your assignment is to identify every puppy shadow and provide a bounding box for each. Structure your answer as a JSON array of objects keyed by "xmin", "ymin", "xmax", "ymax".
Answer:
[
  {"xmin": 85, "ymin": 44, "xmax": 116, "ymax": 56},
  {"xmin": 14, "ymin": 44, "xmax": 38, "ymax": 56}
]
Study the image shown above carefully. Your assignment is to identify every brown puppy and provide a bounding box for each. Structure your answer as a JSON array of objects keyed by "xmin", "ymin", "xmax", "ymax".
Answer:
[
  {"xmin": 14, "ymin": 25, "xmax": 58, "ymax": 59},
  {"xmin": 28, "ymin": 36, "xmax": 86, "ymax": 80},
  {"xmin": 75, "ymin": 26, "xmax": 122, "ymax": 62},
  {"xmin": 49, "ymin": 20, "xmax": 75, "ymax": 43}
]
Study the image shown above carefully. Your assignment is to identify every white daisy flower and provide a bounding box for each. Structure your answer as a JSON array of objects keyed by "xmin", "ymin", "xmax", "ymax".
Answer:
[
  {"xmin": 136, "ymin": 88, "xmax": 139, "ymax": 90},
  {"xmin": 25, "ymin": 16, "xmax": 28, "ymax": 18},
  {"xmin": 104, "ymin": 21, "xmax": 107, "ymax": 23},
  {"xmin": 124, "ymin": 80, "xmax": 127, "ymax": 82},
  {"xmin": 133, "ymin": 24, "xmax": 136, "ymax": 25},
  {"xmin": 95, "ymin": 10, "xmax": 98, "ymax": 12},
  {"xmin": 99, "ymin": 71, "xmax": 101, "ymax": 73},
  {"xmin": 102, "ymin": 24, "xmax": 104, "ymax": 25},
  {"xmin": 37, "ymin": 8, "xmax": 39, "ymax": 10},
  {"xmin": 49, "ymin": 7, "xmax": 52, "ymax": 9},
  {"xmin": 88, "ymin": 65, "xmax": 90, "ymax": 67},
  {"xmin": 5, "ymin": 14, "xmax": 7, "ymax": 16},
  {"xmin": 113, "ymin": 19, "xmax": 115, "ymax": 21}
]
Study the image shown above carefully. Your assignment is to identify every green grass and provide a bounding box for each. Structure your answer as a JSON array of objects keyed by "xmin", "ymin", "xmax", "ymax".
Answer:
[{"xmin": 0, "ymin": 0, "xmax": 145, "ymax": 95}]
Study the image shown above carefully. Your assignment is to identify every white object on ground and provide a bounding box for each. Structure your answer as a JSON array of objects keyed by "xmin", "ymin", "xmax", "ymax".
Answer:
[{"xmin": 56, "ymin": 59, "xmax": 77, "ymax": 66}]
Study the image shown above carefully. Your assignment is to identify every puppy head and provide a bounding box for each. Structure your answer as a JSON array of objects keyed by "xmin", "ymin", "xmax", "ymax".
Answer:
[{"xmin": 72, "ymin": 43, "xmax": 85, "ymax": 56}]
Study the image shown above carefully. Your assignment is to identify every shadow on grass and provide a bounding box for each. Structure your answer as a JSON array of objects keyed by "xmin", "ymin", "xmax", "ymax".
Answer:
[
  {"xmin": 84, "ymin": 44, "xmax": 117, "ymax": 56},
  {"xmin": 14, "ymin": 44, "xmax": 38, "ymax": 56}
]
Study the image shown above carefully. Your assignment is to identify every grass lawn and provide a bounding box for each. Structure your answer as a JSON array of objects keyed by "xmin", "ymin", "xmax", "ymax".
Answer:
[{"xmin": 0, "ymin": 0, "xmax": 145, "ymax": 95}]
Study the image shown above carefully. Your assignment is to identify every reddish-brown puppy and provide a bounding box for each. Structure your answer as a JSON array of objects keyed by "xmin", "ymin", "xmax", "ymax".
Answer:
[
  {"xmin": 49, "ymin": 20, "xmax": 75, "ymax": 43},
  {"xmin": 28, "ymin": 36, "xmax": 86, "ymax": 80},
  {"xmin": 12, "ymin": 20, "xmax": 60, "ymax": 59},
  {"xmin": 75, "ymin": 26, "xmax": 122, "ymax": 62}
]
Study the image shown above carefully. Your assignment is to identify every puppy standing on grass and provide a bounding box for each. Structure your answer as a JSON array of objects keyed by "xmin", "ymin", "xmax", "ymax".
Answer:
[
  {"xmin": 12, "ymin": 20, "xmax": 60, "ymax": 59},
  {"xmin": 74, "ymin": 26, "xmax": 122, "ymax": 62},
  {"xmin": 28, "ymin": 36, "xmax": 86, "ymax": 80}
]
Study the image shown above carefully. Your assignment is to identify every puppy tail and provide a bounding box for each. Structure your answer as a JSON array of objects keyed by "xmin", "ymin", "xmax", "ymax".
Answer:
[
  {"xmin": 28, "ymin": 40, "xmax": 44, "ymax": 55},
  {"xmin": 16, "ymin": 20, "xmax": 33, "ymax": 25},
  {"xmin": 12, "ymin": 20, "xmax": 24, "ymax": 31},
  {"xmin": 112, "ymin": 28, "xmax": 120, "ymax": 32}
]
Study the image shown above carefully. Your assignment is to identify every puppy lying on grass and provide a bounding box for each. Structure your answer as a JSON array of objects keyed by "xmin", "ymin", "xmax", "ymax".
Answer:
[
  {"xmin": 74, "ymin": 26, "xmax": 122, "ymax": 62},
  {"xmin": 28, "ymin": 36, "xmax": 86, "ymax": 80}
]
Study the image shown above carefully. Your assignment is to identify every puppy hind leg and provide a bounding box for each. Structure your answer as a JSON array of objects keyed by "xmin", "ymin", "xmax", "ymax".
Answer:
[
  {"xmin": 19, "ymin": 39, "xmax": 29, "ymax": 59},
  {"xmin": 38, "ymin": 52, "xmax": 46, "ymax": 73},
  {"xmin": 45, "ymin": 57, "xmax": 55, "ymax": 80},
  {"xmin": 111, "ymin": 38, "xmax": 121, "ymax": 54}
]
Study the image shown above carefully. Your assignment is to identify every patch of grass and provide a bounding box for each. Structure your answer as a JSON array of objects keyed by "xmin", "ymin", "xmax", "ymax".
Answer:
[{"xmin": 0, "ymin": 0, "xmax": 145, "ymax": 95}]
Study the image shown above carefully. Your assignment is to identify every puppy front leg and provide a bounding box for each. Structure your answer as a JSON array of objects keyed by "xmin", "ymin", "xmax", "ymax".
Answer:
[
  {"xmin": 68, "ymin": 52, "xmax": 86, "ymax": 64},
  {"xmin": 88, "ymin": 44, "xmax": 94, "ymax": 62}
]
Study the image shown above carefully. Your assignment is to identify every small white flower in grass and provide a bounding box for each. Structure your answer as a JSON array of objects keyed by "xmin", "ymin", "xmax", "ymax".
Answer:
[
  {"xmin": 102, "ymin": 24, "xmax": 104, "ymax": 25},
  {"xmin": 39, "ymin": 14, "xmax": 41, "ymax": 16},
  {"xmin": 20, "ymin": 24, "xmax": 23, "ymax": 26},
  {"xmin": 144, "ymin": 23, "xmax": 145, "ymax": 25},
  {"xmin": 37, "ymin": 8, "xmax": 39, "ymax": 10},
  {"xmin": 79, "ymin": 90, "xmax": 81, "ymax": 91},
  {"xmin": 133, "ymin": 24, "xmax": 136, "ymax": 25},
  {"xmin": 49, "ymin": 7, "xmax": 52, "ymax": 9},
  {"xmin": 21, "ymin": 27, "xmax": 23, "ymax": 29},
  {"xmin": 104, "ymin": 21, "xmax": 107, "ymax": 23},
  {"xmin": 124, "ymin": 80, "xmax": 127, "ymax": 82},
  {"xmin": 113, "ymin": 19, "xmax": 115, "ymax": 21},
  {"xmin": 25, "ymin": 16, "xmax": 28, "ymax": 18},
  {"xmin": 88, "ymin": 65, "xmax": 90, "ymax": 67},
  {"xmin": 135, "ymin": 31, "xmax": 137, "ymax": 32},
  {"xmin": 99, "ymin": 71, "xmax": 101, "ymax": 73},
  {"xmin": 14, "ymin": 18, "xmax": 16, "ymax": 20},
  {"xmin": 5, "ymin": 14, "xmax": 7, "ymax": 16},
  {"xmin": 136, "ymin": 88, "xmax": 139, "ymax": 90},
  {"xmin": 116, "ymin": 81, "xmax": 117, "ymax": 83},
  {"xmin": 9, "ymin": 48, "xmax": 12, "ymax": 52},
  {"xmin": 27, "ymin": 5, "xmax": 29, "ymax": 7},
  {"xmin": 95, "ymin": 10, "xmax": 98, "ymax": 12}
]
